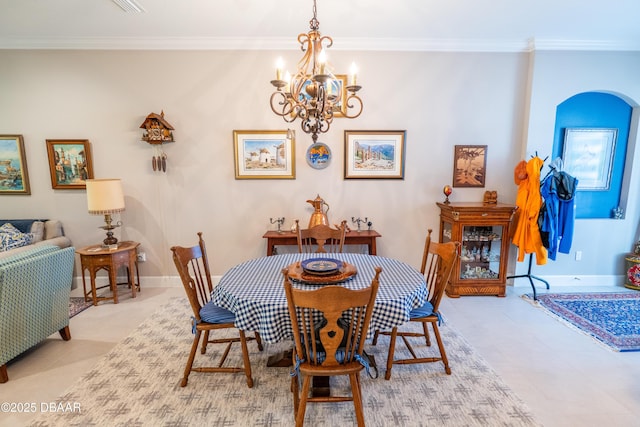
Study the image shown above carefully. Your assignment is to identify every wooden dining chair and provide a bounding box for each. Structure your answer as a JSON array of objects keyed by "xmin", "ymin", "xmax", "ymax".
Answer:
[
  {"xmin": 296, "ymin": 219, "xmax": 347, "ymax": 254},
  {"xmin": 372, "ymin": 229, "xmax": 459, "ymax": 380},
  {"xmin": 171, "ymin": 232, "xmax": 263, "ymax": 387},
  {"xmin": 283, "ymin": 266, "xmax": 381, "ymax": 427}
]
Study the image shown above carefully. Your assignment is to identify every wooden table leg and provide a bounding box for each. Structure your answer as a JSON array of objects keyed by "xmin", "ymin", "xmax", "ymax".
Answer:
[
  {"xmin": 312, "ymin": 376, "xmax": 330, "ymax": 397},
  {"xmin": 109, "ymin": 265, "xmax": 118, "ymax": 304},
  {"xmin": 370, "ymin": 238, "xmax": 377, "ymax": 255},
  {"xmin": 128, "ymin": 262, "xmax": 137, "ymax": 298},
  {"xmin": 89, "ymin": 270, "xmax": 99, "ymax": 306},
  {"xmin": 81, "ymin": 268, "xmax": 90, "ymax": 303}
]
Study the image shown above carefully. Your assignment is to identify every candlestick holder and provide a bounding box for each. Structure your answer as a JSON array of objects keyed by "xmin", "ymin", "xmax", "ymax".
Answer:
[
  {"xmin": 351, "ymin": 216, "xmax": 368, "ymax": 232},
  {"xmin": 270, "ymin": 217, "xmax": 285, "ymax": 233}
]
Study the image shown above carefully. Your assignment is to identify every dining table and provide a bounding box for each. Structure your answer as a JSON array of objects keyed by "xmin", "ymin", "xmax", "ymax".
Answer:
[{"xmin": 211, "ymin": 253, "xmax": 427, "ymax": 345}]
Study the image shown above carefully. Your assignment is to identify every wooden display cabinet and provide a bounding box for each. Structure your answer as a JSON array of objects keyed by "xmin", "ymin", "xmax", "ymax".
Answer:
[{"xmin": 437, "ymin": 202, "xmax": 517, "ymax": 297}]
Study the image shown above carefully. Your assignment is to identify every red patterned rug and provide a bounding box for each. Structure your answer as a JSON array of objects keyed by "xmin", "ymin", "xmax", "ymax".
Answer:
[{"xmin": 69, "ymin": 297, "xmax": 92, "ymax": 318}]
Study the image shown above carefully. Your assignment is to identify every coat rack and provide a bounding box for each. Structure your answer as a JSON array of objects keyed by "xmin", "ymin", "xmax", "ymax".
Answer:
[
  {"xmin": 507, "ymin": 254, "xmax": 549, "ymax": 300},
  {"xmin": 507, "ymin": 152, "xmax": 550, "ymax": 300}
]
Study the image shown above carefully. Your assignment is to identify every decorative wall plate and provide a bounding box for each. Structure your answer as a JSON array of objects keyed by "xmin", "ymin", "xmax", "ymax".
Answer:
[{"xmin": 306, "ymin": 142, "xmax": 331, "ymax": 169}]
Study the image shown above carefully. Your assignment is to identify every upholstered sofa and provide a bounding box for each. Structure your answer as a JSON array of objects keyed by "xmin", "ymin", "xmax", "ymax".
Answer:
[
  {"xmin": 0, "ymin": 244, "xmax": 76, "ymax": 382},
  {"xmin": 0, "ymin": 219, "xmax": 71, "ymax": 258},
  {"xmin": 0, "ymin": 219, "xmax": 75, "ymax": 383}
]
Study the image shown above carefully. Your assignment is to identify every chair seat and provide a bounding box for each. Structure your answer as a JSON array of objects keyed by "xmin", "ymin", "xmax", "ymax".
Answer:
[
  {"xmin": 200, "ymin": 300, "xmax": 236, "ymax": 324},
  {"xmin": 409, "ymin": 301, "xmax": 434, "ymax": 318}
]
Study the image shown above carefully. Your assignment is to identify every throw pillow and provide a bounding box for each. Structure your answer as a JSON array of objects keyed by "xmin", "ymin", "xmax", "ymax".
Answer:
[
  {"xmin": 0, "ymin": 223, "xmax": 34, "ymax": 252},
  {"xmin": 0, "ymin": 223, "xmax": 22, "ymax": 235},
  {"xmin": 44, "ymin": 220, "xmax": 63, "ymax": 240},
  {"xmin": 30, "ymin": 221, "xmax": 45, "ymax": 242}
]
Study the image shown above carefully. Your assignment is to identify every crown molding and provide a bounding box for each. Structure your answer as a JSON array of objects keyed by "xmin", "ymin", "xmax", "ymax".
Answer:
[
  {"xmin": 529, "ymin": 38, "xmax": 640, "ymax": 52},
  {"xmin": 0, "ymin": 36, "xmax": 638, "ymax": 52}
]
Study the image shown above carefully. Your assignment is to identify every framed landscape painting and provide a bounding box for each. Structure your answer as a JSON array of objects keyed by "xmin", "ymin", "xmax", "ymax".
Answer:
[
  {"xmin": 563, "ymin": 128, "xmax": 617, "ymax": 190},
  {"xmin": 453, "ymin": 145, "xmax": 487, "ymax": 187},
  {"xmin": 0, "ymin": 134, "xmax": 30, "ymax": 195},
  {"xmin": 344, "ymin": 130, "xmax": 406, "ymax": 179},
  {"xmin": 46, "ymin": 139, "xmax": 94, "ymax": 189},
  {"xmin": 233, "ymin": 130, "xmax": 295, "ymax": 179}
]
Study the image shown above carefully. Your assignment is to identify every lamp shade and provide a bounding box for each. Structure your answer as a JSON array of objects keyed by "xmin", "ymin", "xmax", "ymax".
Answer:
[{"xmin": 86, "ymin": 179, "xmax": 125, "ymax": 215}]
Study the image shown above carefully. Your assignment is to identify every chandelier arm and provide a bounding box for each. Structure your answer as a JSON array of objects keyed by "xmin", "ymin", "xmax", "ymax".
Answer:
[
  {"xmin": 318, "ymin": 35, "xmax": 333, "ymax": 50},
  {"xmin": 270, "ymin": 92, "xmax": 295, "ymax": 117},
  {"xmin": 343, "ymin": 93, "xmax": 364, "ymax": 119}
]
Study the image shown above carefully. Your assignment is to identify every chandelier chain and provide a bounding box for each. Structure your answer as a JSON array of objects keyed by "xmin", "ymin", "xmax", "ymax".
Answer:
[{"xmin": 309, "ymin": 0, "xmax": 319, "ymax": 30}]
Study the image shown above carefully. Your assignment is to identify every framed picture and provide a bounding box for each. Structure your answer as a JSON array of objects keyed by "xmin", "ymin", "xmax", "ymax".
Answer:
[
  {"xmin": 46, "ymin": 139, "xmax": 94, "ymax": 189},
  {"xmin": 233, "ymin": 130, "xmax": 295, "ymax": 179},
  {"xmin": 329, "ymin": 74, "xmax": 347, "ymax": 117},
  {"xmin": 344, "ymin": 130, "xmax": 406, "ymax": 179},
  {"xmin": 563, "ymin": 128, "xmax": 617, "ymax": 190},
  {"xmin": 0, "ymin": 135, "xmax": 31, "ymax": 195},
  {"xmin": 453, "ymin": 145, "xmax": 487, "ymax": 187}
]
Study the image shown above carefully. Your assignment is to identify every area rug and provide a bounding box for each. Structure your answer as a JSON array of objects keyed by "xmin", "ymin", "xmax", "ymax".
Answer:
[
  {"xmin": 522, "ymin": 292, "xmax": 640, "ymax": 352},
  {"xmin": 31, "ymin": 298, "xmax": 541, "ymax": 427},
  {"xmin": 68, "ymin": 297, "xmax": 92, "ymax": 318}
]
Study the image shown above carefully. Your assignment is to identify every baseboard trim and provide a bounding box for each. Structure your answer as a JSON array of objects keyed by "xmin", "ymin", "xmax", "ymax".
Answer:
[
  {"xmin": 509, "ymin": 274, "xmax": 624, "ymax": 287},
  {"xmin": 73, "ymin": 275, "xmax": 222, "ymax": 289},
  {"xmin": 76, "ymin": 274, "xmax": 625, "ymax": 290}
]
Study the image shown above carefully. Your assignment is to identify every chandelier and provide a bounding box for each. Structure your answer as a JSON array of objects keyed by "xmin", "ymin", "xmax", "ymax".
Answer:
[{"xmin": 269, "ymin": 0, "xmax": 363, "ymax": 143}]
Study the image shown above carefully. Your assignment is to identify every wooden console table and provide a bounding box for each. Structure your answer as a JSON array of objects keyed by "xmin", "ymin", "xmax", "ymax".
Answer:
[
  {"xmin": 77, "ymin": 241, "xmax": 141, "ymax": 306},
  {"xmin": 263, "ymin": 229, "xmax": 381, "ymax": 256}
]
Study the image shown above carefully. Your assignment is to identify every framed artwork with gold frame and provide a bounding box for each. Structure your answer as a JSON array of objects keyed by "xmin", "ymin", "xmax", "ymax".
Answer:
[
  {"xmin": 46, "ymin": 139, "xmax": 94, "ymax": 189},
  {"xmin": 0, "ymin": 134, "xmax": 30, "ymax": 195},
  {"xmin": 233, "ymin": 130, "xmax": 295, "ymax": 179}
]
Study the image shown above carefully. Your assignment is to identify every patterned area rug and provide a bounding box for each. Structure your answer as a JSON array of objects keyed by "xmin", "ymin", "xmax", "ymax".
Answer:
[
  {"xmin": 31, "ymin": 298, "xmax": 541, "ymax": 427},
  {"xmin": 522, "ymin": 292, "xmax": 640, "ymax": 352},
  {"xmin": 68, "ymin": 297, "xmax": 92, "ymax": 318}
]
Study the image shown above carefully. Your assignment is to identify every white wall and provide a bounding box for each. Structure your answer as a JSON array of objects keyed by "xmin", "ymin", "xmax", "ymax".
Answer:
[{"xmin": 0, "ymin": 48, "xmax": 637, "ymax": 287}]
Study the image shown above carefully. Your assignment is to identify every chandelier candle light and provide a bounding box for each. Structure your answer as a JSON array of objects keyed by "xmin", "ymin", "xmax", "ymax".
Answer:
[
  {"xmin": 269, "ymin": 0, "xmax": 363, "ymax": 143},
  {"xmin": 86, "ymin": 178, "xmax": 125, "ymax": 249}
]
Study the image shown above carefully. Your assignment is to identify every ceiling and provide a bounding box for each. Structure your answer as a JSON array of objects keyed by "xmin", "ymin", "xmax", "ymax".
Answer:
[{"xmin": 0, "ymin": 0, "xmax": 639, "ymax": 52}]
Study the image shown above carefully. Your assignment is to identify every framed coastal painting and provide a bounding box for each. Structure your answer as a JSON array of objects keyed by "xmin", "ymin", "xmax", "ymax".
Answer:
[
  {"xmin": 344, "ymin": 130, "xmax": 406, "ymax": 179},
  {"xmin": 0, "ymin": 135, "xmax": 31, "ymax": 195},
  {"xmin": 453, "ymin": 145, "xmax": 487, "ymax": 187},
  {"xmin": 46, "ymin": 139, "xmax": 94, "ymax": 189},
  {"xmin": 563, "ymin": 128, "xmax": 617, "ymax": 190},
  {"xmin": 233, "ymin": 130, "xmax": 295, "ymax": 179}
]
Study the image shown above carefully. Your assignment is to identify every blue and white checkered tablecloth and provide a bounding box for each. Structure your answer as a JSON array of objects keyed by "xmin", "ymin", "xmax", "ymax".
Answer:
[{"xmin": 212, "ymin": 253, "xmax": 427, "ymax": 343}]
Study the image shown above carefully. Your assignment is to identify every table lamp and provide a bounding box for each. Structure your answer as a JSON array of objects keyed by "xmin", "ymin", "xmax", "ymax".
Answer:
[{"xmin": 86, "ymin": 179, "xmax": 125, "ymax": 248}]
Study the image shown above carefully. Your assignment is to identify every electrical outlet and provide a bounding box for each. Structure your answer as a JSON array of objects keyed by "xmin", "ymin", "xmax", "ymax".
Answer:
[
  {"xmin": 575, "ymin": 250, "xmax": 582, "ymax": 261},
  {"xmin": 137, "ymin": 252, "xmax": 146, "ymax": 262}
]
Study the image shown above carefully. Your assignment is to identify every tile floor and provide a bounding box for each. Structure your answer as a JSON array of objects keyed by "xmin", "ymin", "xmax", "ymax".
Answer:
[{"xmin": 1, "ymin": 282, "xmax": 639, "ymax": 427}]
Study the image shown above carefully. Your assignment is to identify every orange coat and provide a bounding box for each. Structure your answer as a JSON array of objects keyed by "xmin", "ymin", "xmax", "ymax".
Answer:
[{"xmin": 511, "ymin": 157, "xmax": 547, "ymax": 265}]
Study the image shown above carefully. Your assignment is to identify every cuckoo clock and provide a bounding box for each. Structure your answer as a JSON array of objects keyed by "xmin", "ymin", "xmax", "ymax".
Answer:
[{"xmin": 140, "ymin": 110, "xmax": 174, "ymax": 173}]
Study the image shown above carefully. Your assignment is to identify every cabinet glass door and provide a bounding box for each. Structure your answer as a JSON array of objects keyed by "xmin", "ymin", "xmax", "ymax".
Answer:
[
  {"xmin": 459, "ymin": 225, "xmax": 503, "ymax": 280},
  {"xmin": 442, "ymin": 222, "xmax": 452, "ymax": 243}
]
